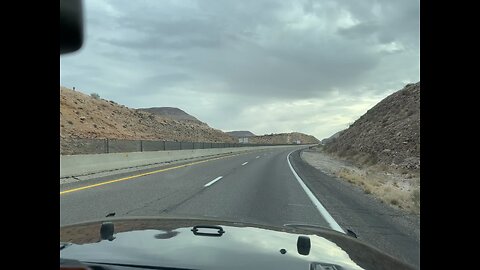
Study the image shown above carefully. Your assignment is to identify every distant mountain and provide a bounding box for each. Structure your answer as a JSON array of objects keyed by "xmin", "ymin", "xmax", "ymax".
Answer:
[
  {"xmin": 321, "ymin": 129, "xmax": 345, "ymax": 145},
  {"xmin": 226, "ymin": 131, "xmax": 256, "ymax": 137},
  {"xmin": 138, "ymin": 107, "xmax": 203, "ymax": 124},
  {"xmin": 323, "ymin": 82, "xmax": 420, "ymax": 171}
]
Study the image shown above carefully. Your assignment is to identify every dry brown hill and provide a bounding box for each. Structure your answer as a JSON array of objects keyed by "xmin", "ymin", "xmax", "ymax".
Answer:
[
  {"xmin": 60, "ymin": 86, "xmax": 235, "ymax": 144},
  {"xmin": 323, "ymin": 82, "xmax": 420, "ymax": 172}
]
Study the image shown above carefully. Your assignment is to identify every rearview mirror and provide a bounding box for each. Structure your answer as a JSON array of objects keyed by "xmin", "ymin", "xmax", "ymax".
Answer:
[{"xmin": 60, "ymin": 0, "xmax": 84, "ymax": 54}]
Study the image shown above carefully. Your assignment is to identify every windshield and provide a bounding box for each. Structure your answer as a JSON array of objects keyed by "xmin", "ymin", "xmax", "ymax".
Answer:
[{"xmin": 60, "ymin": 0, "xmax": 420, "ymax": 269}]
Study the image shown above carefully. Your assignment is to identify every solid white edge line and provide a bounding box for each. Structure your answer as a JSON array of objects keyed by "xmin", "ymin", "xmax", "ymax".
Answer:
[
  {"xmin": 287, "ymin": 150, "xmax": 345, "ymax": 234},
  {"xmin": 204, "ymin": 176, "xmax": 223, "ymax": 187},
  {"xmin": 241, "ymin": 162, "xmax": 248, "ymax": 166}
]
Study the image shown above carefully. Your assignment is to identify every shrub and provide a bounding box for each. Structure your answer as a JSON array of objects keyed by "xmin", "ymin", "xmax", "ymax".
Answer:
[
  {"xmin": 90, "ymin": 93, "xmax": 100, "ymax": 99},
  {"xmin": 412, "ymin": 188, "xmax": 420, "ymax": 207},
  {"xmin": 364, "ymin": 153, "xmax": 378, "ymax": 166}
]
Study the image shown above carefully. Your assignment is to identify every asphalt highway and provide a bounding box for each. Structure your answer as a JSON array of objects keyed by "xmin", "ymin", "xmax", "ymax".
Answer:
[
  {"xmin": 60, "ymin": 145, "xmax": 419, "ymax": 268},
  {"xmin": 60, "ymin": 146, "xmax": 331, "ymax": 228}
]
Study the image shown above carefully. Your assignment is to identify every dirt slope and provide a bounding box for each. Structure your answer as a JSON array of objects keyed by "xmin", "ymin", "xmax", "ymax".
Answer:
[{"xmin": 323, "ymin": 82, "xmax": 420, "ymax": 172}]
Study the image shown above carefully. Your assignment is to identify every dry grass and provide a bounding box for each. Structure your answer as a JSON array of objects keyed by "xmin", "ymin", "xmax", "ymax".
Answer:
[
  {"xmin": 302, "ymin": 150, "xmax": 420, "ymax": 215},
  {"xmin": 336, "ymin": 167, "xmax": 420, "ymax": 214}
]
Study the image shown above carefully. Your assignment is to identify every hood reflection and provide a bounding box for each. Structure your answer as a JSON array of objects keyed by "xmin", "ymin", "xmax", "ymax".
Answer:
[
  {"xmin": 61, "ymin": 219, "xmax": 365, "ymax": 270},
  {"xmin": 154, "ymin": 230, "xmax": 180, "ymax": 239}
]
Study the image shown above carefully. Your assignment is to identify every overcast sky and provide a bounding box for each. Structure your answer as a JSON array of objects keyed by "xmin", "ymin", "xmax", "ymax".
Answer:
[{"xmin": 60, "ymin": 0, "xmax": 419, "ymax": 140}]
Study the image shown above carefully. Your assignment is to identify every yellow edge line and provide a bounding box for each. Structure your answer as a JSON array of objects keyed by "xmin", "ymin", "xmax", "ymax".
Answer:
[{"xmin": 60, "ymin": 152, "xmax": 244, "ymax": 195}]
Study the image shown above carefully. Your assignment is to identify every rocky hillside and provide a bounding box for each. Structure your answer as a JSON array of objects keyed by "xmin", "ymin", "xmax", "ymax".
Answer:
[
  {"xmin": 249, "ymin": 132, "xmax": 319, "ymax": 144},
  {"xmin": 60, "ymin": 86, "xmax": 236, "ymax": 145},
  {"xmin": 323, "ymin": 82, "xmax": 420, "ymax": 171},
  {"xmin": 226, "ymin": 131, "xmax": 256, "ymax": 137},
  {"xmin": 138, "ymin": 107, "xmax": 203, "ymax": 124},
  {"xmin": 321, "ymin": 129, "xmax": 345, "ymax": 145}
]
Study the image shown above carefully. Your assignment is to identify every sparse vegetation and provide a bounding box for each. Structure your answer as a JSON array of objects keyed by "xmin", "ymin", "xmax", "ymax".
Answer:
[
  {"xmin": 90, "ymin": 93, "xmax": 100, "ymax": 99},
  {"xmin": 364, "ymin": 153, "xmax": 378, "ymax": 166},
  {"xmin": 399, "ymin": 167, "xmax": 410, "ymax": 175},
  {"xmin": 330, "ymin": 160, "xmax": 419, "ymax": 214}
]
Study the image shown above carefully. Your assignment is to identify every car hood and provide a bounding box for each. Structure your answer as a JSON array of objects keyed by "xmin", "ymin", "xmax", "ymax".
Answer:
[{"xmin": 60, "ymin": 216, "xmax": 414, "ymax": 270}]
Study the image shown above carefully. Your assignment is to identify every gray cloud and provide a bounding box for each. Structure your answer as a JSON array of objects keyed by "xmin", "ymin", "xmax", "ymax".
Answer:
[
  {"xmin": 60, "ymin": 0, "xmax": 419, "ymax": 140},
  {"xmin": 338, "ymin": 21, "xmax": 380, "ymax": 39}
]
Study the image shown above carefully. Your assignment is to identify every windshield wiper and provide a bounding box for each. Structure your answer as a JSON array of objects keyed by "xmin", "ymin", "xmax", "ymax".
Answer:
[
  {"xmin": 60, "ymin": 242, "xmax": 71, "ymax": 250},
  {"xmin": 284, "ymin": 223, "xmax": 357, "ymax": 238},
  {"xmin": 283, "ymin": 223, "xmax": 331, "ymax": 230},
  {"xmin": 82, "ymin": 261, "xmax": 197, "ymax": 270}
]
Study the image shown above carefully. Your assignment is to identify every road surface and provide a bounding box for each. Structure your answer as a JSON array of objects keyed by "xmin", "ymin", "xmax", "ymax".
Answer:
[{"xmin": 60, "ymin": 146, "xmax": 419, "ymax": 268}]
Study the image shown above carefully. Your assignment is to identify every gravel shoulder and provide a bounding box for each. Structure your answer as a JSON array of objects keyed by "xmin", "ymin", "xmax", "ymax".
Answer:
[
  {"xmin": 290, "ymin": 148, "xmax": 420, "ymax": 269},
  {"xmin": 302, "ymin": 147, "xmax": 420, "ymax": 215}
]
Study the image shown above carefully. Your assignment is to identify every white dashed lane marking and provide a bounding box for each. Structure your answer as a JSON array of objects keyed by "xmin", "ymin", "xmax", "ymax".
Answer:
[{"xmin": 204, "ymin": 176, "xmax": 223, "ymax": 187}]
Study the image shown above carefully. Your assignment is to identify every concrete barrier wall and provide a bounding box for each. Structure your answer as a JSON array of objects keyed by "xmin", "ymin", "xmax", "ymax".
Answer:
[{"xmin": 60, "ymin": 145, "xmax": 298, "ymax": 178}]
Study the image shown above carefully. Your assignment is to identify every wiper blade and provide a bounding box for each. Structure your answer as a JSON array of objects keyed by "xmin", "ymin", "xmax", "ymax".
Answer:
[
  {"xmin": 283, "ymin": 223, "xmax": 331, "ymax": 230},
  {"xmin": 60, "ymin": 242, "xmax": 71, "ymax": 250},
  {"xmin": 284, "ymin": 224, "xmax": 357, "ymax": 238},
  {"xmin": 82, "ymin": 261, "xmax": 196, "ymax": 270}
]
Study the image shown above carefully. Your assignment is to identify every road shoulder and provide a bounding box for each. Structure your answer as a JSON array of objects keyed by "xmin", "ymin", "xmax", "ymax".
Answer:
[{"xmin": 289, "ymin": 149, "xmax": 420, "ymax": 269}]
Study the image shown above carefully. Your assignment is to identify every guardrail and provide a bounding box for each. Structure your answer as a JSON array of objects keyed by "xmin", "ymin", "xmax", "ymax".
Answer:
[
  {"xmin": 60, "ymin": 138, "xmax": 299, "ymax": 155},
  {"xmin": 60, "ymin": 145, "xmax": 302, "ymax": 178}
]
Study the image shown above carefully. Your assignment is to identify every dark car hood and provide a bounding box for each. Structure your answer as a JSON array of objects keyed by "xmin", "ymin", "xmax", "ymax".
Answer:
[{"xmin": 60, "ymin": 216, "xmax": 415, "ymax": 270}]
